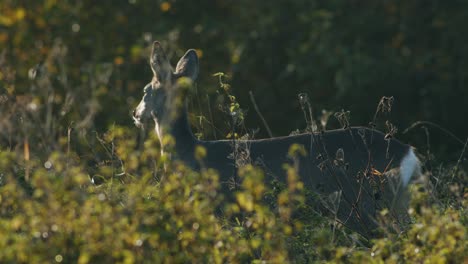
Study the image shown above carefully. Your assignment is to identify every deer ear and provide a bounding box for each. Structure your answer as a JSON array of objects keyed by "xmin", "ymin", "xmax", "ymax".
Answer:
[
  {"xmin": 150, "ymin": 41, "xmax": 172, "ymax": 82},
  {"xmin": 174, "ymin": 49, "xmax": 199, "ymax": 81}
]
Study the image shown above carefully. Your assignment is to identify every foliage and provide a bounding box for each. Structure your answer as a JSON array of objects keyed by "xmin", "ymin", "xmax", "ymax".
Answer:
[
  {"xmin": 1, "ymin": 134, "xmax": 466, "ymax": 262},
  {"xmin": 0, "ymin": 0, "xmax": 467, "ymax": 263},
  {"xmin": 0, "ymin": 131, "xmax": 300, "ymax": 263},
  {"xmin": 346, "ymin": 185, "xmax": 467, "ymax": 264},
  {"xmin": 1, "ymin": 1, "xmax": 467, "ymax": 153}
]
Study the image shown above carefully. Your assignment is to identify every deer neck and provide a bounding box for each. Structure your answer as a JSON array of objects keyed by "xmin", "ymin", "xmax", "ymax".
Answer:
[{"xmin": 166, "ymin": 103, "xmax": 198, "ymax": 167}]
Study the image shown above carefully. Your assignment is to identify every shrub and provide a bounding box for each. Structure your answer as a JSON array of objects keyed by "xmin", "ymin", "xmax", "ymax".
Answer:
[{"xmin": 0, "ymin": 129, "xmax": 304, "ymax": 263}]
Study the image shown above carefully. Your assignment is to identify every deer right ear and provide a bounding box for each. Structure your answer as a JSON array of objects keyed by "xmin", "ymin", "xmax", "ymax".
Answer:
[
  {"xmin": 174, "ymin": 49, "xmax": 199, "ymax": 81},
  {"xmin": 150, "ymin": 41, "xmax": 172, "ymax": 82}
]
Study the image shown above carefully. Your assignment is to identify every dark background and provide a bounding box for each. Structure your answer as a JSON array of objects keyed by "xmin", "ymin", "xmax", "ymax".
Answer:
[{"xmin": 1, "ymin": 0, "xmax": 467, "ymax": 159}]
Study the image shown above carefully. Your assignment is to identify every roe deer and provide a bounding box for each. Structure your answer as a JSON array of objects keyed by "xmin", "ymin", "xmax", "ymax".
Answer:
[{"xmin": 133, "ymin": 41, "xmax": 421, "ymax": 237}]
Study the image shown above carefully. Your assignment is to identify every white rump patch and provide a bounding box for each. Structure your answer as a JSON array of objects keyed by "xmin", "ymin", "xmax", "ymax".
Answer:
[{"xmin": 399, "ymin": 148, "xmax": 421, "ymax": 187}]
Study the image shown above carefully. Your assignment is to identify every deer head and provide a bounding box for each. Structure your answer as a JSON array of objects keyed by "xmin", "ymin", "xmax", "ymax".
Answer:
[{"xmin": 133, "ymin": 41, "xmax": 199, "ymax": 143}]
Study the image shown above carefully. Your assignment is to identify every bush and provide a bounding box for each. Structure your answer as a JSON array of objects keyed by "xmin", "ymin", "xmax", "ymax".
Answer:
[
  {"xmin": 1, "ymin": 129, "xmax": 466, "ymax": 263},
  {"xmin": 0, "ymin": 130, "xmax": 303, "ymax": 263},
  {"xmin": 0, "ymin": 2, "xmax": 466, "ymax": 261}
]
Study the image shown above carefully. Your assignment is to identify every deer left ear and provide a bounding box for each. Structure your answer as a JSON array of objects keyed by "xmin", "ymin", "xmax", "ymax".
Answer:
[
  {"xmin": 150, "ymin": 41, "xmax": 172, "ymax": 82},
  {"xmin": 175, "ymin": 49, "xmax": 199, "ymax": 81}
]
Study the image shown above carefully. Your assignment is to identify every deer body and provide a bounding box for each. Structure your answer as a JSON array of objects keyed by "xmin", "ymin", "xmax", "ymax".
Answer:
[{"xmin": 133, "ymin": 42, "xmax": 420, "ymax": 236}]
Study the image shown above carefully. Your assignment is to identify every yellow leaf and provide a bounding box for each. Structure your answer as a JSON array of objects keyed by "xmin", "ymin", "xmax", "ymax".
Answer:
[
  {"xmin": 231, "ymin": 54, "xmax": 240, "ymax": 64},
  {"xmin": 78, "ymin": 253, "xmax": 90, "ymax": 264},
  {"xmin": 11, "ymin": 217, "xmax": 23, "ymax": 230},
  {"xmin": 278, "ymin": 192, "xmax": 288, "ymax": 205},
  {"xmin": 46, "ymin": 0, "xmax": 58, "ymax": 9},
  {"xmin": 15, "ymin": 8, "xmax": 26, "ymax": 21},
  {"xmin": 0, "ymin": 15, "xmax": 14, "ymax": 26},
  {"xmin": 195, "ymin": 49, "xmax": 203, "ymax": 58},
  {"xmin": 250, "ymin": 238, "xmax": 261, "ymax": 249},
  {"xmin": 160, "ymin": 2, "xmax": 171, "ymax": 12},
  {"xmin": 371, "ymin": 168, "xmax": 383, "ymax": 177},
  {"xmin": 236, "ymin": 193, "xmax": 253, "ymax": 211},
  {"xmin": 195, "ymin": 145, "xmax": 207, "ymax": 160},
  {"xmin": 114, "ymin": 56, "xmax": 124, "ymax": 65}
]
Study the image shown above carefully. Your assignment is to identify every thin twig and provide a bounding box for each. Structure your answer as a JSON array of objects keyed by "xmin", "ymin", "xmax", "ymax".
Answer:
[
  {"xmin": 306, "ymin": 96, "xmax": 317, "ymax": 132},
  {"xmin": 67, "ymin": 123, "xmax": 73, "ymax": 156},
  {"xmin": 403, "ymin": 121, "xmax": 465, "ymax": 145},
  {"xmin": 450, "ymin": 137, "xmax": 468, "ymax": 184},
  {"xmin": 249, "ymin": 90, "xmax": 273, "ymax": 138},
  {"xmin": 193, "ymin": 83, "xmax": 206, "ymax": 138},
  {"xmin": 423, "ymin": 126, "xmax": 432, "ymax": 166},
  {"xmin": 206, "ymin": 94, "xmax": 217, "ymax": 140}
]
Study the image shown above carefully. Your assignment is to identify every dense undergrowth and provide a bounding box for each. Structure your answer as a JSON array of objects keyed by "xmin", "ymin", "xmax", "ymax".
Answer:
[
  {"xmin": 0, "ymin": 68, "xmax": 466, "ymax": 263},
  {"xmin": 0, "ymin": 123, "xmax": 466, "ymax": 263},
  {"xmin": 0, "ymin": 55, "xmax": 466, "ymax": 264},
  {"xmin": 0, "ymin": 7, "xmax": 466, "ymax": 259}
]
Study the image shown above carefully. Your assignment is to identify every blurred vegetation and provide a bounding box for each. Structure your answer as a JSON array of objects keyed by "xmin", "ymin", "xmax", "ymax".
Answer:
[
  {"xmin": 0, "ymin": 0, "xmax": 467, "ymax": 263},
  {"xmin": 0, "ymin": 127, "xmax": 466, "ymax": 263},
  {"xmin": 1, "ymin": 1, "xmax": 468, "ymax": 151}
]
